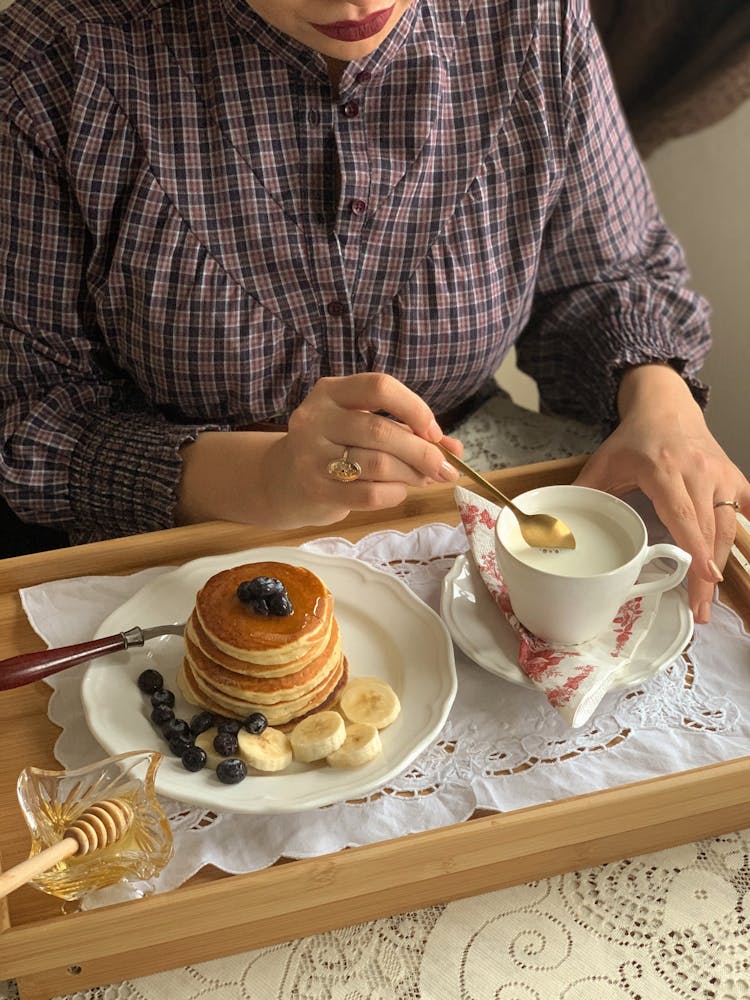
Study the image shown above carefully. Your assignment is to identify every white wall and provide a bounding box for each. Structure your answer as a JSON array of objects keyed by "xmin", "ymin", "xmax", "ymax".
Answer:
[{"xmin": 645, "ymin": 100, "xmax": 750, "ymax": 476}]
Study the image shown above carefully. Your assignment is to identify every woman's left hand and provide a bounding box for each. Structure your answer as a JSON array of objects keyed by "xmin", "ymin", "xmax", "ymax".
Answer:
[{"xmin": 574, "ymin": 364, "xmax": 750, "ymax": 624}]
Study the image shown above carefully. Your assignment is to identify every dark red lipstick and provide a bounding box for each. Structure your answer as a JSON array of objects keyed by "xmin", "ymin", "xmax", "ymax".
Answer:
[{"xmin": 310, "ymin": 5, "xmax": 395, "ymax": 42}]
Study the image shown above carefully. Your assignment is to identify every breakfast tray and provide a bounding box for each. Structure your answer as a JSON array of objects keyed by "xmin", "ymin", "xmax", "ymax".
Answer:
[{"xmin": 1, "ymin": 456, "xmax": 748, "ymax": 1000}]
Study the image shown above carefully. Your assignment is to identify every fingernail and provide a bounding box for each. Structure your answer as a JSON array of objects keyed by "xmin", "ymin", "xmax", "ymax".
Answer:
[
  {"xmin": 440, "ymin": 460, "xmax": 460, "ymax": 482},
  {"xmin": 708, "ymin": 559, "xmax": 723, "ymax": 583},
  {"xmin": 428, "ymin": 419, "xmax": 442, "ymax": 442},
  {"xmin": 696, "ymin": 600, "xmax": 712, "ymax": 624}
]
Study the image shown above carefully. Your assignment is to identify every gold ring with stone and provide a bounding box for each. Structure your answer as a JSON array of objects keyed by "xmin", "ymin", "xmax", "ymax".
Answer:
[
  {"xmin": 713, "ymin": 499, "xmax": 740, "ymax": 511},
  {"xmin": 327, "ymin": 447, "xmax": 362, "ymax": 483}
]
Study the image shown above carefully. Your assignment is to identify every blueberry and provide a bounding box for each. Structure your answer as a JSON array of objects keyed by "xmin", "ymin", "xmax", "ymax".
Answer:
[
  {"xmin": 243, "ymin": 712, "xmax": 268, "ymax": 735},
  {"xmin": 163, "ymin": 718, "xmax": 192, "ymax": 741},
  {"xmin": 138, "ymin": 668, "xmax": 164, "ymax": 694},
  {"xmin": 216, "ymin": 758, "xmax": 247, "ymax": 784},
  {"xmin": 151, "ymin": 704, "xmax": 175, "ymax": 727},
  {"xmin": 189, "ymin": 710, "xmax": 215, "ymax": 736},
  {"xmin": 268, "ymin": 593, "xmax": 293, "ymax": 616},
  {"xmin": 251, "ymin": 597, "xmax": 270, "ymax": 616},
  {"xmin": 213, "ymin": 731, "xmax": 239, "ymax": 757},
  {"xmin": 217, "ymin": 718, "xmax": 242, "ymax": 735},
  {"xmin": 150, "ymin": 688, "xmax": 175, "ymax": 709},
  {"xmin": 169, "ymin": 733, "xmax": 193, "ymax": 757},
  {"xmin": 181, "ymin": 745, "xmax": 208, "ymax": 772},
  {"xmin": 237, "ymin": 577, "xmax": 285, "ymax": 603},
  {"xmin": 255, "ymin": 576, "xmax": 285, "ymax": 597}
]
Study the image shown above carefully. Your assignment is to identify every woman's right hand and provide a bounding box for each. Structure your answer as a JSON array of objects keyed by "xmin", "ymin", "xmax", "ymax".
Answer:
[{"xmin": 175, "ymin": 373, "xmax": 462, "ymax": 529}]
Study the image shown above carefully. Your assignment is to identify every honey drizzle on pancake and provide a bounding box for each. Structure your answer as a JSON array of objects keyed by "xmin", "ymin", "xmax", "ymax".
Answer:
[{"xmin": 196, "ymin": 562, "xmax": 332, "ymax": 655}]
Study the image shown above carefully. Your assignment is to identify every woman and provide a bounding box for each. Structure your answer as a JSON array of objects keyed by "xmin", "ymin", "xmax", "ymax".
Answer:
[{"xmin": 1, "ymin": 0, "xmax": 747, "ymax": 623}]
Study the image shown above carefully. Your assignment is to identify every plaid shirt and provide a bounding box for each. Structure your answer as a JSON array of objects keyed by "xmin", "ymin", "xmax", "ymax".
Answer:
[{"xmin": 0, "ymin": 0, "xmax": 710, "ymax": 542}]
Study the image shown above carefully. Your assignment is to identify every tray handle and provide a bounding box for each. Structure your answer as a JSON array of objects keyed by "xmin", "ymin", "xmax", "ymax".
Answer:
[
  {"xmin": 0, "ymin": 850, "xmax": 9, "ymax": 933},
  {"xmin": 723, "ymin": 519, "xmax": 750, "ymax": 625}
]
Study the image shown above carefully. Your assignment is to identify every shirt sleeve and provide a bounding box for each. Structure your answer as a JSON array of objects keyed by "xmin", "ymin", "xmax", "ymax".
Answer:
[
  {"xmin": 0, "ymin": 84, "xmax": 220, "ymax": 542},
  {"xmin": 515, "ymin": 1, "xmax": 711, "ymax": 428}
]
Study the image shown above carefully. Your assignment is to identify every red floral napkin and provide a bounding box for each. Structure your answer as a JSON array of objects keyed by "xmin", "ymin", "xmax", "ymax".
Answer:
[{"xmin": 455, "ymin": 487, "xmax": 661, "ymax": 727}]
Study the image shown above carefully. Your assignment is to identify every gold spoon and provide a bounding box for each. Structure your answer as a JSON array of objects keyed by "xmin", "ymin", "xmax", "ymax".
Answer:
[{"xmin": 436, "ymin": 443, "xmax": 576, "ymax": 550}]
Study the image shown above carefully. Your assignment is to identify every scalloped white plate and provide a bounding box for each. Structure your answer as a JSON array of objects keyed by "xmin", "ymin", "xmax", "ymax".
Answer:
[
  {"xmin": 81, "ymin": 547, "xmax": 456, "ymax": 814},
  {"xmin": 441, "ymin": 553, "xmax": 693, "ymax": 690}
]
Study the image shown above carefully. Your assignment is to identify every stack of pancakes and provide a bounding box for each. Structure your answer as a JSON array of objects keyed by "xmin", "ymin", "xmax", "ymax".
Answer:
[{"xmin": 178, "ymin": 561, "xmax": 348, "ymax": 730}]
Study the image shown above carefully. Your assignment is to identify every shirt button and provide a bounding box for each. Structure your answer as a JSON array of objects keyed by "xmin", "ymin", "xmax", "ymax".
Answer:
[
  {"xmin": 355, "ymin": 70, "xmax": 372, "ymax": 84},
  {"xmin": 327, "ymin": 300, "xmax": 345, "ymax": 317},
  {"xmin": 341, "ymin": 100, "xmax": 360, "ymax": 118},
  {"xmin": 307, "ymin": 109, "xmax": 319, "ymax": 126},
  {"xmin": 350, "ymin": 199, "xmax": 367, "ymax": 216}
]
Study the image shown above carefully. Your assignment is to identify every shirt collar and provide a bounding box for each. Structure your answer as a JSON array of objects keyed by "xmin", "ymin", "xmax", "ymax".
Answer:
[{"xmin": 219, "ymin": 0, "xmax": 428, "ymax": 88}]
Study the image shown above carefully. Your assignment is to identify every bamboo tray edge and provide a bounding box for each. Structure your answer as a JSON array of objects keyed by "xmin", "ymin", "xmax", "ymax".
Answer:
[{"xmin": 1, "ymin": 455, "xmax": 749, "ymax": 1000}]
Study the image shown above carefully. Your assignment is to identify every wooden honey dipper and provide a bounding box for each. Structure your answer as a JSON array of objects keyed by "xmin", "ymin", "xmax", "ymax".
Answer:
[{"xmin": 0, "ymin": 797, "xmax": 134, "ymax": 899}]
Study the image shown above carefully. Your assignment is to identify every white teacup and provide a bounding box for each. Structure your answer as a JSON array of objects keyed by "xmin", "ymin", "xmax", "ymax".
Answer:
[{"xmin": 494, "ymin": 485, "xmax": 691, "ymax": 645}]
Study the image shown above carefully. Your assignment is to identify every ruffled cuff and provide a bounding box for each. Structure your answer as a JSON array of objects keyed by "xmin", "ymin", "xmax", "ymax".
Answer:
[{"xmin": 68, "ymin": 412, "xmax": 221, "ymax": 541}]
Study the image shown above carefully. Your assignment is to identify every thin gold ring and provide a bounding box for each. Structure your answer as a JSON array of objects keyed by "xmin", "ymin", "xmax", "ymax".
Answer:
[
  {"xmin": 327, "ymin": 447, "xmax": 362, "ymax": 483},
  {"xmin": 713, "ymin": 499, "xmax": 740, "ymax": 511}
]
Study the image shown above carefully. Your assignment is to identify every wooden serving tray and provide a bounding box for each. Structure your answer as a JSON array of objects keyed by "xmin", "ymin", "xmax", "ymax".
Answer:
[{"xmin": 1, "ymin": 457, "xmax": 748, "ymax": 1000}]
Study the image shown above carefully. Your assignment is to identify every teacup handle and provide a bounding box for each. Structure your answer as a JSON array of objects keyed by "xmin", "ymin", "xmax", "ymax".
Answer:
[{"xmin": 630, "ymin": 543, "xmax": 692, "ymax": 597}]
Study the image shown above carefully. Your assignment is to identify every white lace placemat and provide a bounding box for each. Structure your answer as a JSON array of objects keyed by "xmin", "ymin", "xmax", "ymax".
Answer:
[{"xmin": 18, "ymin": 518, "xmax": 750, "ymax": 900}]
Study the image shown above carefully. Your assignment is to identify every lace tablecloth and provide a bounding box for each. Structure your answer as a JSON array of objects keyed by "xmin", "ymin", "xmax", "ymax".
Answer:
[{"xmin": 3, "ymin": 398, "xmax": 749, "ymax": 1000}]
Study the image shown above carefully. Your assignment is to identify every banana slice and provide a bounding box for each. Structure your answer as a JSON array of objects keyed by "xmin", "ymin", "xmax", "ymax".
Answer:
[
  {"xmin": 339, "ymin": 678, "xmax": 401, "ymax": 729},
  {"xmin": 289, "ymin": 710, "xmax": 346, "ymax": 763},
  {"xmin": 326, "ymin": 722, "xmax": 382, "ymax": 768},
  {"xmin": 238, "ymin": 726, "xmax": 293, "ymax": 772}
]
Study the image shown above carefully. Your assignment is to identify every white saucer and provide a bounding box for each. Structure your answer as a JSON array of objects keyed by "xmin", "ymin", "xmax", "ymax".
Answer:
[{"xmin": 440, "ymin": 554, "xmax": 694, "ymax": 691}]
